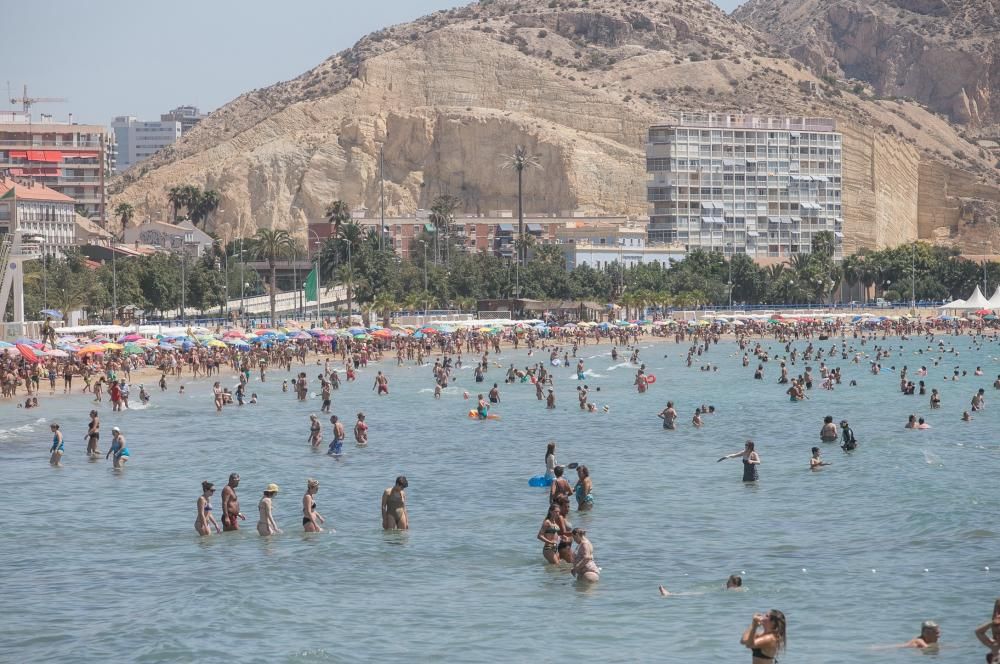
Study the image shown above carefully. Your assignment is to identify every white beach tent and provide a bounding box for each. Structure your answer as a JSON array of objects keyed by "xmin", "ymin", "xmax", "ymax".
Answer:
[
  {"xmin": 963, "ymin": 285, "xmax": 991, "ymax": 310},
  {"xmin": 939, "ymin": 298, "xmax": 967, "ymax": 311},
  {"xmin": 987, "ymin": 286, "xmax": 1000, "ymax": 309}
]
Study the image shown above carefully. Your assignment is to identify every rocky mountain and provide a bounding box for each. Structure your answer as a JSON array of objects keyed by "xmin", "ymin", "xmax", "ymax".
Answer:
[
  {"xmin": 734, "ymin": 0, "xmax": 1000, "ymax": 129},
  {"xmin": 112, "ymin": 0, "xmax": 1000, "ymax": 253}
]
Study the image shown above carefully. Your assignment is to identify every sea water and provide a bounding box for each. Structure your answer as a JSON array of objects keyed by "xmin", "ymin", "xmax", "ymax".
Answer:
[{"xmin": 1, "ymin": 336, "xmax": 997, "ymax": 662}]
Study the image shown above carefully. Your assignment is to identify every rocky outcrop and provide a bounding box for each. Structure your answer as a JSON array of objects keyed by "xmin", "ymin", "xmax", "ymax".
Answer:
[
  {"xmin": 735, "ymin": 0, "xmax": 1000, "ymax": 129},
  {"xmin": 112, "ymin": 0, "xmax": 998, "ymax": 253}
]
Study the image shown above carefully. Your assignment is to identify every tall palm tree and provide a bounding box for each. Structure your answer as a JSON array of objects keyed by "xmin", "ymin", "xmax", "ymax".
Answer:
[
  {"xmin": 190, "ymin": 189, "xmax": 220, "ymax": 229},
  {"xmin": 113, "ymin": 202, "xmax": 134, "ymax": 241},
  {"xmin": 167, "ymin": 186, "xmax": 185, "ymax": 222},
  {"xmin": 430, "ymin": 194, "xmax": 460, "ymax": 264},
  {"xmin": 500, "ymin": 145, "xmax": 541, "ymax": 267},
  {"xmin": 338, "ymin": 221, "xmax": 365, "ymax": 256},
  {"xmin": 247, "ymin": 228, "xmax": 295, "ymax": 325},
  {"xmin": 325, "ymin": 200, "xmax": 352, "ymax": 238}
]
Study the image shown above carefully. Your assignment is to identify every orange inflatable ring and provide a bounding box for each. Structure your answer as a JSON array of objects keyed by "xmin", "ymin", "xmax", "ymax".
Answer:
[{"xmin": 646, "ymin": 374, "xmax": 657, "ymax": 384}]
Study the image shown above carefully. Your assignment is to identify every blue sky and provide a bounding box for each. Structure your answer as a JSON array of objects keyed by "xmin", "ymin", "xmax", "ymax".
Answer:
[{"xmin": 5, "ymin": 0, "xmax": 743, "ymax": 126}]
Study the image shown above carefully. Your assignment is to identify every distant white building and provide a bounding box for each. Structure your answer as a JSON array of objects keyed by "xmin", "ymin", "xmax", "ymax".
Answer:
[
  {"xmin": 0, "ymin": 175, "xmax": 77, "ymax": 257},
  {"xmin": 111, "ymin": 116, "xmax": 182, "ymax": 171}
]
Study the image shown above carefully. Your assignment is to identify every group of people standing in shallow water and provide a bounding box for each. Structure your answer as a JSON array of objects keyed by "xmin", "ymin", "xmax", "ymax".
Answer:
[
  {"xmin": 195, "ymin": 474, "xmax": 408, "ymax": 536},
  {"xmin": 536, "ymin": 442, "xmax": 598, "ymax": 583},
  {"xmin": 47, "ymin": 410, "xmax": 130, "ymax": 470}
]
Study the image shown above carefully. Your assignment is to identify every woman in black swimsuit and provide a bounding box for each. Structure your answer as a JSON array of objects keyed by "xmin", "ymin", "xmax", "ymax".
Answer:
[
  {"xmin": 718, "ymin": 440, "xmax": 760, "ymax": 482},
  {"xmin": 302, "ymin": 478, "xmax": 325, "ymax": 532},
  {"xmin": 740, "ymin": 609, "xmax": 785, "ymax": 662}
]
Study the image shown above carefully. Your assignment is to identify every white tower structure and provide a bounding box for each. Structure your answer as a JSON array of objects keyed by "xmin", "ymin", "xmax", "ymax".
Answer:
[{"xmin": 0, "ymin": 231, "xmax": 42, "ymax": 327}]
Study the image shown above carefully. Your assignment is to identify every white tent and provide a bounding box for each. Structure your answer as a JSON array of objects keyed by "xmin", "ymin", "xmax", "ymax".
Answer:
[
  {"xmin": 964, "ymin": 285, "xmax": 991, "ymax": 310},
  {"xmin": 939, "ymin": 298, "xmax": 967, "ymax": 310},
  {"xmin": 987, "ymin": 286, "xmax": 1000, "ymax": 309}
]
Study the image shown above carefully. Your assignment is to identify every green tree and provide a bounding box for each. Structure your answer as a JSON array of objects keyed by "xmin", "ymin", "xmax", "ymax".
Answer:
[
  {"xmin": 430, "ymin": 194, "xmax": 460, "ymax": 264},
  {"xmin": 113, "ymin": 202, "xmax": 134, "ymax": 241},
  {"xmin": 500, "ymin": 145, "xmax": 541, "ymax": 266},
  {"xmin": 247, "ymin": 228, "xmax": 296, "ymax": 325},
  {"xmin": 325, "ymin": 200, "xmax": 352, "ymax": 238},
  {"xmin": 189, "ymin": 189, "xmax": 221, "ymax": 229}
]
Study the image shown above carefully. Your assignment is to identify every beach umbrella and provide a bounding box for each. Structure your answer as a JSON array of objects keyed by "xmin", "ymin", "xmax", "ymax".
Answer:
[
  {"xmin": 14, "ymin": 337, "xmax": 38, "ymax": 345},
  {"xmin": 16, "ymin": 343, "xmax": 41, "ymax": 363},
  {"xmin": 39, "ymin": 309, "xmax": 64, "ymax": 320},
  {"xmin": 353, "ymin": 333, "xmax": 370, "ymax": 340},
  {"xmin": 348, "ymin": 327, "xmax": 366, "ymax": 335},
  {"xmin": 207, "ymin": 339, "xmax": 227, "ymax": 348},
  {"xmin": 120, "ymin": 333, "xmax": 142, "ymax": 342},
  {"xmin": 371, "ymin": 329, "xmax": 393, "ymax": 338},
  {"xmin": 77, "ymin": 343, "xmax": 106, "ymax": 354},
  {"xmin": 413, "ymin": 331, "xmax": 426, "ymax": 339},
  {"xmin": 123, "ymin": 344, "xmax": 145, "ymax": 356},
  {"xmin": 0, "ymin": 340, "xmax": 14, "ymax": 348},
  {"xmin": 45, "ymin": 348, "xmax": 69, "ymax": 358},
  {"xmin": 103, "ymin": 342, "xmax": 125, "ymax": 350},
  {"xmin": 984, "ymin": 314, "xmax": 998, "ymax": 320}
]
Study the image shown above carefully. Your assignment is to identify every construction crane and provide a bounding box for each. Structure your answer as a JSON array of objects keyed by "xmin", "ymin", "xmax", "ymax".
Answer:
[{"xmin": 9, "ymin": 84, "xmax": 67, "ymax": 115}]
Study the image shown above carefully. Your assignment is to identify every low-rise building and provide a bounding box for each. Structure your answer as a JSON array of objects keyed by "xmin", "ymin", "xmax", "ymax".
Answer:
[
  {"xmin": 122, "ymin": 219, "xmax": 213, "ymax": 256},
  {"xmin": 0, "ymin": 175, "xmax": 78, "ymax": 256}
]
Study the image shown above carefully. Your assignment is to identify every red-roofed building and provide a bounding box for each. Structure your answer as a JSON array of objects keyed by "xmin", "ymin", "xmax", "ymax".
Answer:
[{"xmin": 0, "ymin": 174, "xmax": 78, "ymax": 256}]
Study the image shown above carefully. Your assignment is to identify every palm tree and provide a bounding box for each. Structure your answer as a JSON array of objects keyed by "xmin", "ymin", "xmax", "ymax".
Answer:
[
  {"xmin": 338, "ymin": 220, "xmax": 365, "ymax": 256},
  {"xmin": 167, "ymin": 186, "xmax": 185, "ymax": 222},
  {"xmin": 325, "ymin": 200, "xmax": 352, "ymax": 238},
  {"xmin": 337, "ymin": 263, "xmax": 356, "ymax": 323},
  {"xmin": 430, "ymin": 194, "xmax": 460, "ymax": 264},
  {"xmin": 371, "ymin": 293, "xmax": 396, "ymax": 328},
  {"xmin": 190, "ymin": 189, "xmax": 220, "ymax": 229},
  {"xmin": 514, "ymin": 233, "xmax": 536, "ymax": 262},
  {"xmin": 500, "ymin": 145, "xmax": 541, "ymax": 266},
  {"xmin": 113, "ymin": 202, "xmax": 134, "ymax": 241},
  {"xmin": 247, "ymin": 228, "xmax": 295, "ymax": 325}
]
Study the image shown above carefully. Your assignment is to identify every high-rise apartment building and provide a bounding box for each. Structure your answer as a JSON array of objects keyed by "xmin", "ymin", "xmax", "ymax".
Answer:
[
  {"xmin": 112, "ymin": 116, "xmax": 182, "ymax": 171},
  {"xmin": 0, "ymin": 111, "xmax": 116, "ymax": 223},
  {"xmin": 646, "ymin": 114, "xmax": 843, "ymax": 259}
]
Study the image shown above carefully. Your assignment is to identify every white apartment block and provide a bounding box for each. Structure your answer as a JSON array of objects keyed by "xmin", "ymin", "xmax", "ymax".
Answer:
[
  {"xmin": 647, "ymin": 114, "xmax": 844, "ymax": 259},
  {"xmin": 112, "ymin": 115, "xmax": 181, "ymax": 171}
]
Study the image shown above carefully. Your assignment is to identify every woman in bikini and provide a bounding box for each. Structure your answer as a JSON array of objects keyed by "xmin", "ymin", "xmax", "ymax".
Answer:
[
  {"xmin": 302, "ymin": 479, "xmax": 326, "ymax": 532},
  {"xmin": 256, "ymin": 484, "xmax": 282, "ymax": 536},
  {"xmin": 308, "ymin": 414, "xmax": 322, "ymax": 449},
  {"xmin": 740, "ymin": 609, "xmax": 786, "ymax": 662},
  {"xmin": 537, "ymin": 503, "xmax": 562, "ymax": 564},
  {"xmin": 196, "ymin": 481, "xmax": 221, "ymax": 536}
]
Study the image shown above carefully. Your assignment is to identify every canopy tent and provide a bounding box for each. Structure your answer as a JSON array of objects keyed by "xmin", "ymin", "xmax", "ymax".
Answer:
[
  {"xmin": 964, "ymin": 285, "xmax": 991, "ymax": 309},
  {"xmin": 987, "ymin": 286, "xmax": 1000, "ymax": 309},
  {"xmin": 939, "ymin": 298, "xmax": 967, "ymax": 310}
]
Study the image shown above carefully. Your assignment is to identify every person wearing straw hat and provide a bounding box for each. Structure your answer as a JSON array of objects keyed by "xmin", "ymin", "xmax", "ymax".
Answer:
[{"xmin": 257, "ymin": 484, "xmax": 282, "ymax": 536}]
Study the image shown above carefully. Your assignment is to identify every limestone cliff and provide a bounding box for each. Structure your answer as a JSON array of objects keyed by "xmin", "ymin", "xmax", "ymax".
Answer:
[
  {"xmin": 111, "ymin": 0, "xmax": 997, "ymax": 253},
  {"xmin": 734, "ymin": 0, "xmax": 1000, "ymax": 129}
]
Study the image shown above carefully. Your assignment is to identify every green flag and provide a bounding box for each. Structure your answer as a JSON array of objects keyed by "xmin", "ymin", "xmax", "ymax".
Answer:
[{"xmin": 305, "ymin": 268, "xmax": 317, "ymax": 302}]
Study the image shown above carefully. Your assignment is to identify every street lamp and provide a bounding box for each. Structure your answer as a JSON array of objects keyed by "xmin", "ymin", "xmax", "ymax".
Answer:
[
  {"xmin": 339, "ymin": 236, "xmax": 352, "ymax": 323},
  {"xmin": 911, "ymin": 241, "xmax": 916, "ymax": 311},
  {"xmin": 173, "ymin": 235, "xmax": 187, "ymax": 325},
  {"xmin": 726, "ymin": 243, "xmax": 733, "ymax": 311},
  {"xmin": 307, "ymin": 228, "xmax": 322, "ymax": 323}
]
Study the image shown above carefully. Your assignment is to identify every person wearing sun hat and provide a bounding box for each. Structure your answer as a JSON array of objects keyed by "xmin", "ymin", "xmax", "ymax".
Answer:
[{"xmin": 256, "ymin": 483, "xmax": 282, "ymax": 536}]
